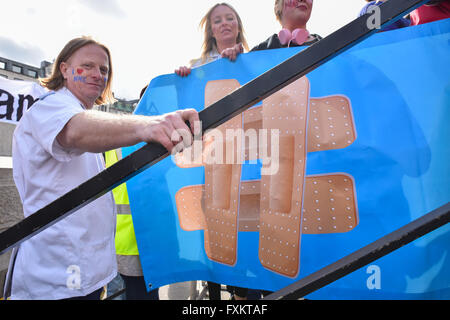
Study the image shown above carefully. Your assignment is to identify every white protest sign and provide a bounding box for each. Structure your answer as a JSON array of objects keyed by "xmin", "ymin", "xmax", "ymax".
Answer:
[{"xmin": 0, "ymin": 77, "xmax": 46, "ymax": 124}]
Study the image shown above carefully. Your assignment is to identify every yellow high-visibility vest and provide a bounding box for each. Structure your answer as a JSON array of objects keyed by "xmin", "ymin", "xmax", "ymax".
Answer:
[{"xmin": 105, "ymin": 149, "xmax": 139, "ymax": 256}]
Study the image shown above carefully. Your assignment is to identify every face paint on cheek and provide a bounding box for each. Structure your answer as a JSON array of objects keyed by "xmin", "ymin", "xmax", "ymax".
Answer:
[
  {"xmin": 73, "ymin": 76, "xmax": 87, "ymax": 83},
  {"xmin": 71, "ymin": 67, "xmax": 87, "ymax": 83}
]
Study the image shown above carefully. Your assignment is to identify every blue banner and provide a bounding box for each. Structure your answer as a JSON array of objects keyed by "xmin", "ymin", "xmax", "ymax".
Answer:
[{"xmin": 123, "ymin": 19, "xmax": 450, "ymax": 299}]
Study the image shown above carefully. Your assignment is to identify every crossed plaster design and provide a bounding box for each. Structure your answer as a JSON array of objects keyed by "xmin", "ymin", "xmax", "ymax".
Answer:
[{"xmin": 174, "ymin": 77, "xmax": 358, "ymax": 277}]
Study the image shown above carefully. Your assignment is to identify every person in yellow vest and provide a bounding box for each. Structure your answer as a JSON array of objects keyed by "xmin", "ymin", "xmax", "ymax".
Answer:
[{"xmin": 105, "ymin": 148, "xmax": 159, "ymax": 300}]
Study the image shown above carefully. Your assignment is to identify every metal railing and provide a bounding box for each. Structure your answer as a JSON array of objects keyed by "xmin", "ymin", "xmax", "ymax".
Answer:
[{"xmin": 264, "ymin": 202, "xmax": 449, "ymax": 300}]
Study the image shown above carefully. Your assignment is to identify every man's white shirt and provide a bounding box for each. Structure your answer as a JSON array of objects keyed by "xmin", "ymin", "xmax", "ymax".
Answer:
[{"xmin": 7, "ymin": 87, "xmax": 117, "ymax": 300}]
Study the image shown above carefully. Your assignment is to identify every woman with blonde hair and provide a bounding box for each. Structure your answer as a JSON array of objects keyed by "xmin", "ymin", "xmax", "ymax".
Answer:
[
  {"xmin": 175, "ymin": 2, "xmax": 249, "ymax": 77},
  {"xmin": 174, "ymin": 3, "xmax": 251, "ymax": 300}
]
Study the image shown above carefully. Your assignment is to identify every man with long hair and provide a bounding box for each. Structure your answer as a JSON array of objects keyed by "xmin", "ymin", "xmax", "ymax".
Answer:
[{"xmin": 5, "ymin": 36, "xmax": 199, "ymax": 300}]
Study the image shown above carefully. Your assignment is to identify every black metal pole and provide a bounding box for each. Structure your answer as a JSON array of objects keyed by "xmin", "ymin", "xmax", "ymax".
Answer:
[
  {"xmin": 0, "ymin": 0, "xmax": 431, "ymax": 254},
  {"xmin": 263, "ymin": 202, "xmax": 450, "ymax": 300}
]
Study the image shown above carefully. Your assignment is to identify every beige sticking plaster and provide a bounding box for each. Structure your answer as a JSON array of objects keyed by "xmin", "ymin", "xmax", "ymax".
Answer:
[
  {"xmin": 173, "ymin": 77, "xmax": 358, "ymax": 277},
  {"xmin": 203, "ymin": 79, "xmax": 242, "ymax": 266},
  {"xmin": 301, "ymin": 174, "xmax": 358, "ymax": 234},
  {"xmin": 258, "ymin": 77, "xmax": 309, "ymax": 277},
  {"xmin": 176, "ymin": 175, "xmax": 358, "ymax": 234},
  {"xmin": 242, "ymin": 95, "xmax": 355, "ymax": 162},
  {"xmin": 308, "ymin": 95, "xmax": 356, "ymax": 152},
  {"xmin": 176, "ymin": 94, "xmax": 356, "ymax": 167}
]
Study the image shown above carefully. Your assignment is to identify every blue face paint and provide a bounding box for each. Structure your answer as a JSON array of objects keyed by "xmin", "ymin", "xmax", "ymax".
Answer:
[
  {"xmin": 71, "ymin": 67, "xmax": 86, "ymax": 83},
  {"xmin": 74, "ymin": 75, "xmax": 87, "ymax": 83}
]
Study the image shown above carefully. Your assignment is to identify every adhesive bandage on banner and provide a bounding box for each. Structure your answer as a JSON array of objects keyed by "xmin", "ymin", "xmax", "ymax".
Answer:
[
  {"xmin": 258, "ymin": 77, "xmax": 309, "ymax": 277},
  {"xmin": 176, "ymin": 95, "xmax": 357, "ymax": 166},
  {"xmin": 203, "ymin": 79, "xmax": 242, "ymax": 265},
  {"xmin": 174, "ymin": 77, "xmax": 358, "ymax": 276},
  {"xmin": 308, "ymin": 96, "xmax": 356, "ymax": 151},
  {"xmin": 242, "ymin": 95, "xmax": 356, "ymax": 161},
  {"xmin": 301, "ymin": 174, "xmax": 358, "ymax": 233},
  {"xmin": 241, "ymin": 174, "xmax": 358, "ymax": 234},
  {"xmin": 176, "ymin": 175, "xmax": 358, "ymax": 234}
]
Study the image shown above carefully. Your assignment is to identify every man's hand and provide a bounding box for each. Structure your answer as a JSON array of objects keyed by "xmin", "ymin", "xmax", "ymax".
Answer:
[{"xmin": 139, "ymin": 109, "xmax": 200, "ymax": 153}]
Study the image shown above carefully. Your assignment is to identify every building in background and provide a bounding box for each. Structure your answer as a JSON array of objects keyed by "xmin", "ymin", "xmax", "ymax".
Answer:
[
  {"xmin": 0, "ymin": 57, "xmax": 52, "ymax": 82},
  {"xmin": 96, "ymin": 98, "xmax": 139, "ymax": 115}
]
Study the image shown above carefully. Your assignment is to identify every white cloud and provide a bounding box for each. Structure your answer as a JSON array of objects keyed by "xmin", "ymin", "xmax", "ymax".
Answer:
[
  {"xmin": 0, "ymin": 37, "xmax": 46, "ymax": 66},
  {"xmin": 76, "ymin": 0, "xmax": 126, "ymax": 18}
]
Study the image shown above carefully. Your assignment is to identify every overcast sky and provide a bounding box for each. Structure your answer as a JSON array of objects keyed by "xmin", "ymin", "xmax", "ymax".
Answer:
[{"xmin": 1, "ymin": 0, "xmax": 365, "ymax": 100}]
